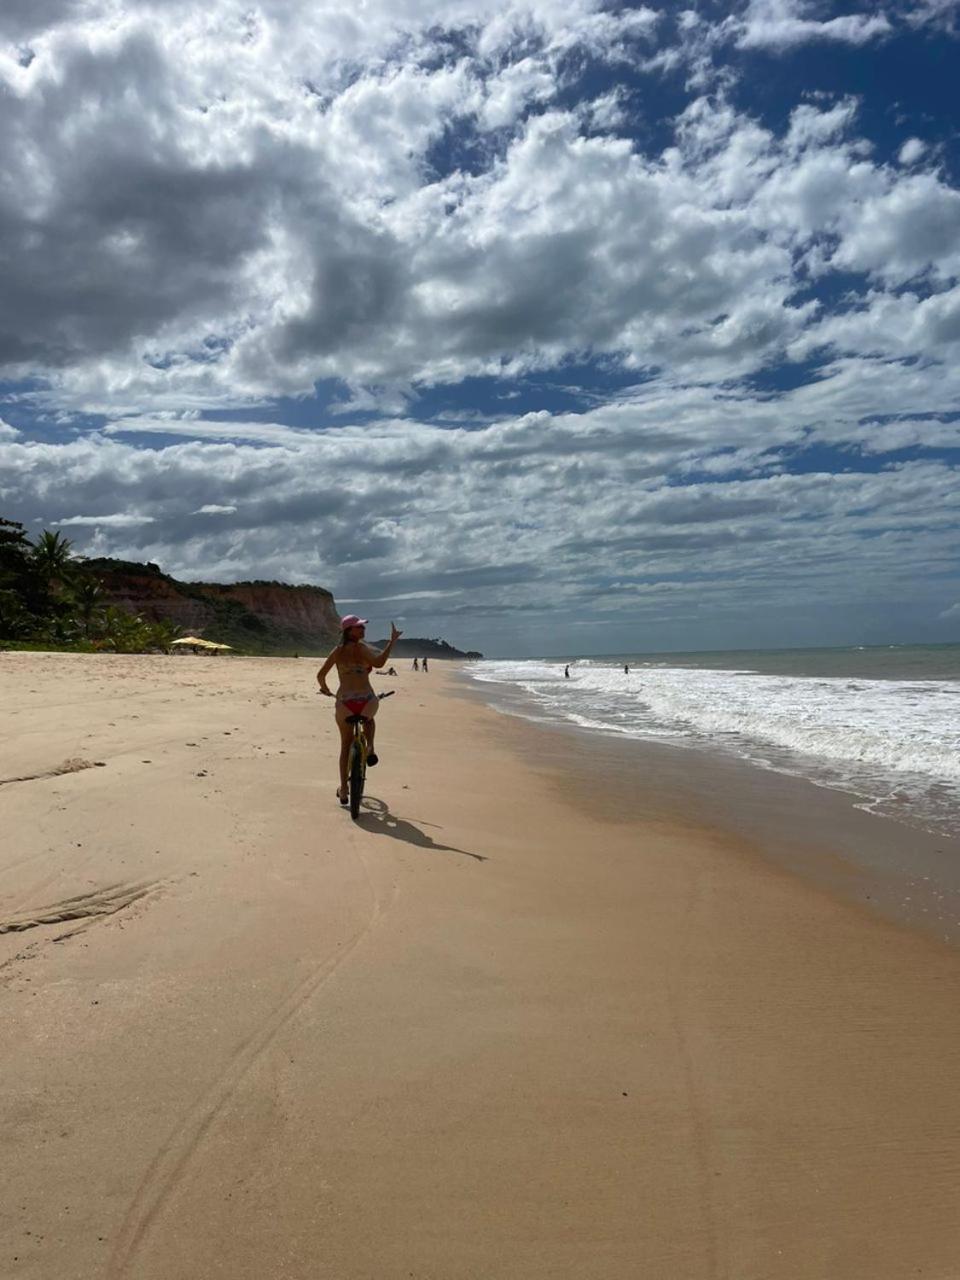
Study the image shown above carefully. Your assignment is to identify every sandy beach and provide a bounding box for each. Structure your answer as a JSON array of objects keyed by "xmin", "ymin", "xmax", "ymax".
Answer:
[{"xmin": 2, "ymin": 651, "xmax": 960, "ymax": 1280}]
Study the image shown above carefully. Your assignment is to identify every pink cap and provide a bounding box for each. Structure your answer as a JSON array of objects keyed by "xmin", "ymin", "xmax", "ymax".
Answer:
[{"xmin": 340, "ymin": 614, "xmax": 368, "ymax": 629}]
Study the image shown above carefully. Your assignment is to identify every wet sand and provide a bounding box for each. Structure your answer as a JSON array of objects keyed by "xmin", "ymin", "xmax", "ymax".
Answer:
[{"xmin": 2, "ymin": 651, "xmax": 959, "ymax": 1279}]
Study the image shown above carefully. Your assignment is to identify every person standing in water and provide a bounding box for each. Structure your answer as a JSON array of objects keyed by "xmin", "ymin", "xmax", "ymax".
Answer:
[
  {"xmin": 564, "ymin": 664, "xmax": 570, "ymax": 678},
  {"xmin": 317, "ymin": 615, "xmax": 402, "ymax": 806}
]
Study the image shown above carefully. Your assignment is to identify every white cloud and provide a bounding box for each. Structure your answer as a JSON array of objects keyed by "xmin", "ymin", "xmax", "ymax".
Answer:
[
  {"xmin": 828, "ymin": 174, "xmax": 960, "ymax": 285},
  {"xmin": 584, "ymin": 88, "xmax": 628, "ymax": 133},
  {"xmin": 901, "ymin": 0, "xmax": 960, "ymax": 33},
  {"xmin": 898, "ymin": 137, "xmax": 927, "ymax": 165},
  {"xmin": 339, "ymin": 590, "xmax": 455, "ymax": 602},
  {"xmin": 736, "ymin": 0, "xmax": 892, "ymax": 50},
  {"xmin": 785, "ymin": 99, "xmax": 859, "ymax": 151},
  {"xmin": 792, "ymin": 283, "xmax": 960, "ymax": 362},
  {"xmin": 56, "ymin": 512, "xmax": 156, "ymax": 526},
  {"xmin": 480, "ymin": 57, "xmax": 556, "ymax": 130},
  {"xmin": 194, "ymin": 503, "xmax": 238, "ymax": 514},
  {"xmin": 0, "ymin": 416, "xmax": 20, "ymax": 439}
]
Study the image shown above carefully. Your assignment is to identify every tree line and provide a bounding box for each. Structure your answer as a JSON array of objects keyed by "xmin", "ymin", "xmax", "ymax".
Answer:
[{"xmin": 0, "ymin": 517, "xmax": 182, "ymax": 652}]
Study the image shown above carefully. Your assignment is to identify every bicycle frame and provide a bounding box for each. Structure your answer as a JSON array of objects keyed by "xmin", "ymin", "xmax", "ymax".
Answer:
[{"xmin": 343, "ymin": 690, "xmax": 393, "ymax": 820}]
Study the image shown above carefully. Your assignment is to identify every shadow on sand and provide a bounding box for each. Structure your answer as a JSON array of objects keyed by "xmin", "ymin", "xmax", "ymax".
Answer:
[{"xmin": 357, "ymin": 796, "xmax": 487, "ymax": 862}]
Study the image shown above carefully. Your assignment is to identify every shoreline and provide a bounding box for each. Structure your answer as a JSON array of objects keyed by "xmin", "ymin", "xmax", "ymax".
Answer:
[
  {"xmin": 462, "ymin": 649, "xmax": 960, "ymax": 842},
  {"xmin": 3, "ymin": 652, "xmax": 960, "ymax": 1279},
  {"xmin": 454, "ymin": 664, "xmax": 960, "ymax": 946}
]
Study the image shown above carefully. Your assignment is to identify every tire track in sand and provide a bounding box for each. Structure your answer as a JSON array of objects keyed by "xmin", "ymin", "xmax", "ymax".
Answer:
[
  {"xmin": 106, "ymin": 845, "xmax": 397, "ymax": 1279},
  {"xmin": 0, "ymin": 756, "xmax": 107, "ymax": 787},
  {"xmin": 663, "ymin": 869, "xmax": 725, "ymax": 1280},
  {"xmin": 0, "ymin": 881, "xmax": 158, "ymax": 934}
]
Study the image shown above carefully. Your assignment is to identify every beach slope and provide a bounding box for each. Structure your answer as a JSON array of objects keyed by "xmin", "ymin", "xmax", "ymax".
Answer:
[{"xmin": 2, "ymin": 652, "xmax": 959, "ymax": 1279}]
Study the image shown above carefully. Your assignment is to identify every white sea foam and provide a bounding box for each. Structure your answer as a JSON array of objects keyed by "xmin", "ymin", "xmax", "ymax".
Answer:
[{"xmin": 471, "ymin": 658, "xmax": 960, "ymax": 835}]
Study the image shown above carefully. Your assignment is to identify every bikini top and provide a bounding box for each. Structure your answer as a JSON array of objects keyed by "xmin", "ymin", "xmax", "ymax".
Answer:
[{"xmin": 338, "ymin": 645, "xmax": 371, "ymax": 676}]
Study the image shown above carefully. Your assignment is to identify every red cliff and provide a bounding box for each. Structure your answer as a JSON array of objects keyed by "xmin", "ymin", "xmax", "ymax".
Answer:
[{"xmin": 82, "ymin": 559, "xmax": 341, "ymax": 654}]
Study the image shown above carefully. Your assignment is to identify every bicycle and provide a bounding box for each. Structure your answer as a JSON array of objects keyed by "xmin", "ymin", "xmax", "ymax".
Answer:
[{"xmin": 343, "ymin": 689, "xmax": 394, "ymax": 820}]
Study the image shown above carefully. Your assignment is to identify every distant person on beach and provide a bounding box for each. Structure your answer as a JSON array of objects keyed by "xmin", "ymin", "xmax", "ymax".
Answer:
[
  {"xmin": 624, "ymin": 664, "xmax": 629, "ymax": 675},
  {"xmin": 317, "ymin": 615, "xmax": 402, "ymax": 806},
  {"xmin": 422, "ymin": 657, "xmax": 429, "ymax": 673},
  {"xmin": 412, "ymin": 657, "xmax": 419, "ymax": 671},
  {"xmin": 564, "ymin": 665, "xmax": 570, "ymax": 678}
]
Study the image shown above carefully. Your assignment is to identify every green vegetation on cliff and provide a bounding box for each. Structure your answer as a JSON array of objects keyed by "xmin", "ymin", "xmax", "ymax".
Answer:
[
  {"xmin": 0, "ymin": 520, "xmax": 182, "ymax": 652},
  {"xmin": 0, "ymin": 523, "xmax": 338, "ymax": 655}
]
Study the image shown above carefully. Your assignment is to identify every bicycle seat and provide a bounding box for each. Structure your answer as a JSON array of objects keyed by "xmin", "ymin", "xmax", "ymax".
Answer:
[{"xmin": 345, "ymin": 713, "xmax": 367, "ymax": 724}]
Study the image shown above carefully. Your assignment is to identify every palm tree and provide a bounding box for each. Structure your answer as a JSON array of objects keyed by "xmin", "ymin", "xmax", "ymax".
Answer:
[
  {"xmin": 147, "ymin": 618, "xmax": 182, "ymax": 653},
  {"xmin": 98, "ymin": 606, "xmax": 151, "ymax": 653},
  {"xmin": 71, "ymin": 577, "xmax": 106, "ymax": 638},
  {"xmin": 0, "ymin": 518, "xmax": 36, "ymax": 640},
  {"xmin": 0, "ymin": 517, "xmax": 32, "ymax": 578},
  {"xmin": 31, "ymin": 529, "xmax": 76, "ymax": 594}
]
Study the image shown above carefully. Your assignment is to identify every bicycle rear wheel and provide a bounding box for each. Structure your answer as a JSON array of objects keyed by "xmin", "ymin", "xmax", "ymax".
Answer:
[{"xmin": 349, "ymin": 739, "xmax": 365, "ymax": 820}]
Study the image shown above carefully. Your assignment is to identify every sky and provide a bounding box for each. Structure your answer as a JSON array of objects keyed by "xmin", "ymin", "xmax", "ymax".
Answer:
[{"xmin": 1, "ymin": 0, "xmax": 959, "ymax": 658}]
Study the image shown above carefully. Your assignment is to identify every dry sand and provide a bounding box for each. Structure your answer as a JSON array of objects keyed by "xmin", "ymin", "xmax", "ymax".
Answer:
[{"xmin": 2, "ymin": 651, "xmax": 959, "ymax": 1280}]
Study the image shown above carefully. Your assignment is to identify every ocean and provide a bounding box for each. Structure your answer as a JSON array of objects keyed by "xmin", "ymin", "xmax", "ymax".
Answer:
[{"xmin": 467, "ymin": 644, "xmax": 960, "ymax": 839}]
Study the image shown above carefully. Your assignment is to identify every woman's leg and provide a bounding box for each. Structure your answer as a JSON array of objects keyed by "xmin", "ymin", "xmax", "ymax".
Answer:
[
  {"xmin": 364, "ymin": 699, "xmax": 379, "ymax": 763},
  {"xmin": 335, "ymin": 714, "xmax": 353, "ymax": 799}
]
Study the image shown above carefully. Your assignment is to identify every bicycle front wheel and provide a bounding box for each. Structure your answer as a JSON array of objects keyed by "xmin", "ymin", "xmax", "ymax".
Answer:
[{"xmin": 349, "ymin": 740, "xmax": 364, "ymax": 820}]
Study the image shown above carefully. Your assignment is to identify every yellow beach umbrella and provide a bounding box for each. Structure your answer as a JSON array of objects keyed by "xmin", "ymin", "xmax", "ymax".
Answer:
[{"xmin": 171, "ymin": 637, "xmax": 233, "ymax": 650}]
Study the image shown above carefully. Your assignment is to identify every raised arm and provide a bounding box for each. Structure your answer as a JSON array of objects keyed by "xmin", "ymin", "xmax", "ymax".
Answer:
[
  {"xmin": 316, "ymin": 645, "xmax": 341, "ymax": 695},
  {"xmin": 366, "ymin": 622, "xmax": 403, "ymax": 669}
]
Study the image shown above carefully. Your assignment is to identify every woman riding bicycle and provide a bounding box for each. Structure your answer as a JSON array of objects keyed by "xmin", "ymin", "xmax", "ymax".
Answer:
[{"xmin": 317, "ymin": 615, "xmax": 402, "ymax": 806}]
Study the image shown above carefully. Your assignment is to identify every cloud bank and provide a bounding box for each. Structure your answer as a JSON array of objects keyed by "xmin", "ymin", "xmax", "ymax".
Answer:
[{"xmin": 1, "ymin": 0, "xmax": 958, "ymax": 652}]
